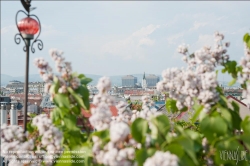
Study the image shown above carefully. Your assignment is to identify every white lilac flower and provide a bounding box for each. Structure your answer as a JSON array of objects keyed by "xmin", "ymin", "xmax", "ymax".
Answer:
[
  {"xmin": 156, "ymin": 33, "xmax": 232, "ymax": 112},
  {"xmin": 110, "ymin": 121, "xmax": 130, "ymax": 143},
  {"xmin": 144, "ymin": 151, "xmax": 179, "ymax": 166},
  {"xmin": 177, "ymin": 44, "xmax": 189, "ymax": 55},
  {"xmin": 89, "ymin": 104, "xmax": 112, "ymax": 131},
  {"xmin": 70, "ymin": 77, "xmax": 80, "ymax": 89},
  {"xmin": 97, "ymin": 77, "xmax": 111, "ymax": 94},
  {"xmin": 58, "ymin": 85, "xmax": 67, "ymax": 93},
  {"xmin": 239, "ymin": 44, "xmax": 250, "ymax": 108}
]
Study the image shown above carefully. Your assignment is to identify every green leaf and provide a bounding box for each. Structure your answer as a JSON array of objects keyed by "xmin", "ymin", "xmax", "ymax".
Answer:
[
  {"xmin": 51, "ymin": 108, "xmax": 61, "ymax": 122},
  {"xmin": 227, "ymin": 61, "xmax": 237, "ymax": 73},
  {"xmin": 50, "ymin": 76, "xmax": 60, "ymax": 94},
  {"xmin": 172, "ymin": 136, "xmax": 198, "ymax": 165},
  {"xmin": 27, "ymin": 122, "xmax": 36, "ymax": 133},
  {"xmin": 71, "ymin": 145, "xmax": 91, "ymax": 166},
  {"xmin": 84, "ymin": 156, "xmax": 93, "ymax": 166},
  {"xmin": 135, "ymin": 148, "xmax": 148, "ymax": 166},
  {"xmin": 218, "ymin": 95, "xmax": 228, "ymax": 108},
  {"xmin": 54, "ymin": 93, "xmax": 71, "ymax": 109},
  {"xmin": 151, "ymin": 115, "xmax": 170, "ymax": 137},
  {"xmin": 215, "ymin": 138, "xmax": 246, "ymax": 165},
  {"xmin": 185, "ymin": 130, "xmax": 200, "ymax": 141},
  {"xmin": 240, "ymin": 133, "xmax": 250, "ymax": 150},
  {"xmin": 49, "ymin": 84, "xmax": 57, "ymax": 94},
  {"xmin": 80, "ymin": 77, "xmax": 92, "ymax": 85},
  {"xmin": 76, "ymin": 85, "xmax": 89, "ymax": 99},
  {"xmin": 63, "ymin": 114, "xmax": 79, "ymax": 131},
  {"xmin": 191, "ymin": 102, "xmax": 204, "ymax": 123},
  {"xmin": 230, "ymin": 110, "xmax": 242, "ymax": 130},
  {"xmin": 92, "ymin": 129, "xmax": 110, "ymax": 142},
  {"xmin": 68, "ymin": 87, "xmax": 87, "ymax": 110},
  {"xmin": 75, "ymin": 85, "xmax": 90, "ymax": 110},
  {"xmin": 131, "ymin": 118, "xmax": 148, "ymax": 144},
  {"xmin": 78, "ymin": 74, "xmax": 86, "ymax": 79},
  {"xmin": 231, "ymin": 101, "xmax": 240, "ymax": 113},
  {"xmin": 63, "ymin": 130, "xmax": 87, "ymax": 148},
  {"xmin": 221, "ymin": 68, "xmax": 226, "ymax": 73},
  {"xmin": 83, "ymin": 99, "xmax": 90, "ymax": 111},
  {"xmin": 55, "ymin": 149, "xmax": 72, "ymax": 166},
  {"xmin": 248, "ymin": 39, "xmax": 250, "ymax": 48},
  {"xmin": 166, "ymin": 144, "xmax": 185, "ymax": 158},
  {"xmin": 220, "ymin": 108, "xmax": 232, "ymax": 129},
  {"xmin": 147, "ymin": 148, "xmax": 156, "ymax": 157},
  {"xmin": 243, "ymin": 33, "xmax": 249, "ymax": 42},
  {"xmin": 228, "ymin": 78, "xmax": 237, "ymax": 86},
  {"xmin": 200, "ymin": 116, "xmax": 228, "ymax": 141},
  {"xmin": 165, "ymin": 98, "xmax": 178, "ymax": 113},
  {"xmin": 241, "ymin": 116, "xmax": 250, "ymax": 134},
  {"xmin": 71, "ymin": 106, "xmax": 81, "ymax": 115}
]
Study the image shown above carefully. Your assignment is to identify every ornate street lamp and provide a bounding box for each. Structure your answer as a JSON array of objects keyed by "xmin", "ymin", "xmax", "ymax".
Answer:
[{"xmin": 14, "ymin": 0, "xmax": 43, "ymax": 132}]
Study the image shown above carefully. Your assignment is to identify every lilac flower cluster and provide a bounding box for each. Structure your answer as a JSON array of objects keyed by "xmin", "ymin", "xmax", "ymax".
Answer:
[
  {"xmin": 0, "ymin": 124, "xmax": 36, "ymax": 166},
  {"xmin": 32, "ymin": 114, "xmax": 63, "ymax": 165},
  {"xmin": 144, "ymin": 151, "xmax": 179, "ymax": 166},
  {"xmin": 1, "ymin": 114, "xmax": 63, "ymax": 166},
  {"xmin": 239, "ymin": 44, "xmax": 250, "ymax": 108},
  {"xmin": 89, "ymin": 77, "xmax": 114, "ymax": 131},
  {"xmin": 157, "ymin": 32, "xmax": 230, "ymax": 112},
  {"xmin": 34, "ymin": 49, "xmax": 80, "ymax": 99},
  {"xmin": 90, "ymin": 77, "xmax": 170, "ymax": 165},
  {"xmin": 93, "ymin": 135, "xmax": 135, "ymax": 166}
]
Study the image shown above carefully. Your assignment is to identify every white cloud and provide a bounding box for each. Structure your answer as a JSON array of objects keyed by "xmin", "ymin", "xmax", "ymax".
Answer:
[
  {"xmin": 189, "ymin": 21, "xmax": 208, "ymax": 31},
  {"xmin": 138, "ymin": 38, "xmax": 155, "ymax": 47},
  {"xmin": 1, "ymin": 25, "xmax": 16, "ymax": 35},
  {"xmin": 192, "ymin": 34, "xmax": 214, "ymax": 50},
  {"xmin": 217, "ymin": 16, "xmax": 227, "ymax": 21},
  {"xmin": 41, "ymin": 24, "xmax": 64, "ymax": 37},
  {"xmin": 101, "ymin": 24, "xmax": 160, "ymax": 59},
  {"xmin": 167, "ymin": 32, "xmax": 184, "ymax": 45},
  {"xmin": 132, "ymin": 24, "xmax": 160, "ymax": 37},
  {"xmin": 230, "ymin": 27, "xmax": 249, "ymax": 35}
]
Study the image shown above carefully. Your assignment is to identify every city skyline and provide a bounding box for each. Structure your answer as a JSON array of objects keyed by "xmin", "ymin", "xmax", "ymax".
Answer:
[{"xmin": 1, "ymin": 1, "xmax": 250, "ymax": 82}]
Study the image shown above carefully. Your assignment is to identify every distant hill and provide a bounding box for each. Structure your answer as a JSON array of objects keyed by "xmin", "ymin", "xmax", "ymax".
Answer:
[
  {"xmin": 1, "ymin": 74, "xmax": 240, "ymax": 88},
  {"xmin": 1, "ymin": 73, "xmax": 162, "ymax": 87},
  {"xmin": 1, "ymin": 74, "xmax": 43, "ymax": 86}
]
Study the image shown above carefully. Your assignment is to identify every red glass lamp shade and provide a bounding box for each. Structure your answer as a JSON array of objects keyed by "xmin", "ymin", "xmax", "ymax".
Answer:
[{"xmin": 17, "ymin": 17, "xmax": 39, "ymax": 35}]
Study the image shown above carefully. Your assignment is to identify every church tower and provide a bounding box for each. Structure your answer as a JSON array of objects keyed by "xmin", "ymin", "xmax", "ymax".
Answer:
[{"xmin": 142, "ymin": 72, "xmax": 147, "ymax": 89}]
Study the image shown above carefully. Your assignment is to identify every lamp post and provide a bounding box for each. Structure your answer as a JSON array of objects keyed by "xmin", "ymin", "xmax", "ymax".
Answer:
[{"xmin": 14, "ymin": 0, "xmax": 43, "ymax": 132}]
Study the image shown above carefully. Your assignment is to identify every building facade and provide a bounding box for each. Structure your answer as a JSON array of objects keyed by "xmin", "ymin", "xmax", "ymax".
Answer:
[
  {"xmin": 5, "ymin": 81, "xmax": 45, "ymax": 94},
  {"xmin": 223, "ymin": 88, "xmax": 243, "ymax": 100},
  {"xmin": 145, "ymin": 74, "xmax": 160, "ymax": 87},
  {"xmin": 122, "ymin": 75, "xmax": 137, "ymax": 87},
  {"xmin": 6, "ymin": 80, "xmax": 24, "ymax": 93},
  {"xmin": 28, "ymin": 82, "xmax": 45, "ymax": 94}
]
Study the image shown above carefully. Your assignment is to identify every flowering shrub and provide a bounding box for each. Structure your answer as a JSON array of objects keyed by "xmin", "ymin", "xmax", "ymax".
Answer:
[
  {"xmin": 1, "ymin": 32, "xmax": 250, "ymax": 166},
  {"xmin": 1, "ymin": 114, "xmax": 63, "ymax": 166}
]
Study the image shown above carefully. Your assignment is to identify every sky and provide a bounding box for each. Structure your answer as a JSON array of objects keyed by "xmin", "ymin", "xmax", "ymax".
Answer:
[{"xmin": 1, "ymin": 1, "xmax": 250, "ymax": 82}]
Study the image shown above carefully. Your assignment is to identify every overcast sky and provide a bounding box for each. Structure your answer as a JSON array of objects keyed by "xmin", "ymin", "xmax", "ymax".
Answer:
[{"xmin": 1, "ymin": 1, "xmax": 250, "ymax": 82}]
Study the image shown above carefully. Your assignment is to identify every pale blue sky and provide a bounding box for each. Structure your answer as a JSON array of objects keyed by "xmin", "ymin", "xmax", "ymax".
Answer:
[{"xmin": 1, "ymin": 1, "xmax": 250, "ymax": 82}]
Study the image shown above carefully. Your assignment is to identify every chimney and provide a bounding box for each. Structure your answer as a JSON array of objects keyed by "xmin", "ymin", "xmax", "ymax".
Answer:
[
  {"xmin": 1, "ymin": 103, "xmax": 7, "ymax": 124},
  {"xmin": 10, "ymin": 103, "xmax": 17, "ymax": 125}
]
